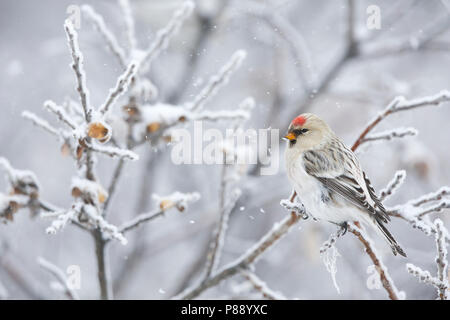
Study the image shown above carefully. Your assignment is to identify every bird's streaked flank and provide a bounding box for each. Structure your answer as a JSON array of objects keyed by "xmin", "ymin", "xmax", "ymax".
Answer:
[{"xmin": 284, "ymin": 113, "xmax": 406, "ymax": 257}]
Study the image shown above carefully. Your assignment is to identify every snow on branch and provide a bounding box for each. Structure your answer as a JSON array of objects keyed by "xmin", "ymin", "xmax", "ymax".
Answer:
[
  {"xmin": 81, "ymin": 5, "xmax": 128, "ymax": 68},
  {"xmin": 379, "ymin": 170, "xmax": 406, "ymax": 202},
  {"xmin": 406, "ymin": 264, "xmax": 448, "ymax": 297},
  {"xmin": 37, "ymin": 257, "xmax": 79, "ymax": 300},
  {"xmin": 241, "ymin": 269, "xmax": 287, "ymax": 300},
  {"xmin": 43, "ymin": 100, "xmax": 78, "ymax": 130},
  {"xmin": 361, "ymin": 127, "xmax": 418, "ymax": 144},
  {"xmin": 389, "ymin": 186, "xmax": 450, "ymax": 234},
  {"xmin": 98, "ymin": 61, "xmax": 138, "ymax": 116},
  {"xmin": 175, "ymin": 212, "xmax": 303, "ymax": 300},
  {"xmin": 118, "ymin": 0, "xmax": 137, "ymax": 51},
  {"xmin": 43, "ymin": 203, "xmax": 81, "ymax": 234},
  {"xmin": 406, "ymin": 218, "xmax": 449, "ymax": 301},
  {"xmin": 351, "ymin": 90, "xmax": 450, "ymax": 151},
  {"xmin": 64, "ymin": 20, "xmax": 92, "ymax": 122},
  {"xmin": 140, "ymin": 0, "xmax": 195, "ymax": 71},
  {"xmin": 434, "ymin": 219, "xmax": 449, "ymax": 299},
  {"xmin": 247, "ymin": 2, "xmax": 314, "ymax": 89},
  {"xmin": 21, "ymin": 111, "xmax": 61, "ymax": 138},
  {"xmin": 187, "ymin": 50, "xmax": 247, "ymax": 112},
  {"xmin": 117, "ymin": 191, "xmax": 200, "ymax": 235},
  {"xmin": 0, "ymin": 157, "xmax": 39, "ymax": 199},
  {"xmin": 82, "ymin": 204, "xmax": 127, "ymax": 245},
  {"xmin": 84, "ymin": 141, "xmax": 139, "ymax": 161}
]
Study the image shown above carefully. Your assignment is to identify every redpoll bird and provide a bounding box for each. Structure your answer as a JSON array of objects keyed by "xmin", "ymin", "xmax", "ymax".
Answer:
[{"xmin": 284, "ymin": 113, "xmax": 406, "ymax": 257}]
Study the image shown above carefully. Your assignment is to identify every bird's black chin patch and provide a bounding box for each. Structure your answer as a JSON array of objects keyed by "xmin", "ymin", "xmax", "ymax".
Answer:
[{"xmin": 289, "ymin": 139, "xmax": 297, "ymax": 147}]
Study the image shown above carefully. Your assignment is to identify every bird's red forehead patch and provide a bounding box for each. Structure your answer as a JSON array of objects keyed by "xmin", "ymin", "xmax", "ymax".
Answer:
[{"xmin": 292, "ymin": 115, "xmax": 306, "ymax": 126}]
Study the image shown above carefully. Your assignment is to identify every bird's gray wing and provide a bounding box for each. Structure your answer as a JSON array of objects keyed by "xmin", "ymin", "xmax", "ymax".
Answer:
[{"xmin": 303, "ymin": 148, "xmax": 389, "ymax": 222}]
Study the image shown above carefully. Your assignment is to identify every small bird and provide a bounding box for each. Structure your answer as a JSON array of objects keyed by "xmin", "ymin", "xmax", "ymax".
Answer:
[{"xmin": 284, "ymin": 113, "xmax": 406, "ymax": 257}]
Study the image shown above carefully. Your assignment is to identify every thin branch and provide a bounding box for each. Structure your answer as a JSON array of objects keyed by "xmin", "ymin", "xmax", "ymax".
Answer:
[
  {"xmin": 81, "ymin": 5, "xmax": 128, "ymax": 69},
  {"xmin": 434, "ymin": 219, "xmax": 449, "ymax": 300},
  {"xmin": 117, "ymin": 208, "xmax": 164, "ymax": 234},
  {"xmin": 21, "ymin": 111, "xmax": 61, "ymax": 137},
  {"xmin": 174, "ymin": 211, "xmax": 303, "ymax": 300},
  {"xmin": 43, "ymin": 100, "xmax": 78, "ymax": 130},
  {"xmin": 187, "ymin": 50, "xmax": 246, "ymax": 112},
  {"xmin": 64, "ymin": 20, "xmax": 92, "ymax": 122},
  {"xmin": 379, "ymin": 170, "xmax": 406, "ymax": 202},
  {"xmin": 361, "ymin": 127, "xmax": 417, "ymax": 144},
  {"xmin": 140, "ymin": 0, "xmax": 195, "ymax": 71},
  {"xmin": 241, "ymin": 269, "xmax": 287, "ymax": 300},
  {"xmin": 37, "ymin": 257, "xmax": 80, "ymax": 300},
  {"xmin": 118, "ymin": 0, "xmax": 137, "ymax": 51},
  {"xmin": 348, "ymin": 222, "xmax": 402, "ymax": 300},
  {"xmin": 351, "ymin": 90, "xmax": 450, "ymax": 151},
  {"xmin": 99, "ymin": 61, "xmax": 137, "ymax": 115},
  {"xmin": 84, "ymin": 141, "xmax": 139, "ymax": 161}
]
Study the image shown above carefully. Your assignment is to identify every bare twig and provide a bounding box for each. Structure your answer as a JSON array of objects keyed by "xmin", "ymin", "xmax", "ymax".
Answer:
[
  {"xmin": 37, "ymin": 257, "xmax": 80, "ymax": 300},
  {"xmin": 241, "ymin": 269, "xmax": 287, "ymax": 300},
  {"xmin": 81, "ymin": 5, "xmax": 128, "ymax": 69}
]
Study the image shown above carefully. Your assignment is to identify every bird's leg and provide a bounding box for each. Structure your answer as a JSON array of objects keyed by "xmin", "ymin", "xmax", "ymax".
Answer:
[{"xmin": 337, "ymin": 222, "xmax": 348, "ymax": 237}]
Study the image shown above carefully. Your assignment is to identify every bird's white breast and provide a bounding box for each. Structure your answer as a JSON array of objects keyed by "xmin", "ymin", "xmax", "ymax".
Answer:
[{"xmin": 285, "ymin": 148, "xmax": 358, "ymax": 224}]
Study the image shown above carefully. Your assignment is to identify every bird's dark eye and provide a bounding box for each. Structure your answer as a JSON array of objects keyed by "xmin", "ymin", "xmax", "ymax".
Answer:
[{"xmin": 293, "ymin": 128, "xmax": 309, "ymax": 136}]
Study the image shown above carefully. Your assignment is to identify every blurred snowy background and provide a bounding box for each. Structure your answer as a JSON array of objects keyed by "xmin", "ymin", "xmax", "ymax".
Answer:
[{"xmin": 0, "ymin": 0, "xmax": 449, "ymax": 299}]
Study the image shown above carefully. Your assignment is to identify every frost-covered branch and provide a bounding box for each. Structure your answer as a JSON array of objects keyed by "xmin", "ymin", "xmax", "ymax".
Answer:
[
  {"xmin": 246, "ymin": 2, "xmax": 314, "ymax": 89},
  {"xmin": 64, "ymin": 20, "xmax": 92, "ymax": 122},
  {"xmin": 81, "ymin": 5, "xmax": 127, "ymax": 68},
  {"xmin": 99, "ymin": 61, "xmax": 138, "ymax": 115},
  {"xmin": 118, "ymin": 0, "xmax": 137, "ymax": 51},
  {"xmin": 117, "ymin": 191, "xmax": 200, "ymax": 235},
  {"xmin": 187, "ymin": 50, "xmax": 246, "ymax": 112},
  {"xmin": 21, "ymin": 111, "xmax": 61, "ymax": 137},
  {"xmin": 434, "ymin": 219, "xmax": 449, "ymax": 299},
  {"xmin": 241, "ymin": 269, "xmax": 287, "ymax": 300},
  {"xmin": 84, "ymin": 141, "xmax": 138, "ymax": 161},
  {"xmin": 43, "ymin": 100, "xmax": 78, "ymax": 130},
  {"xmin": 38, "ymin": 257, "xmax": 79, "ymax": 300},
  {"xmin": 361, "ymin": 127, "xmax": 417, "ymax": 145},
  {"xmin": 406, "ymin": 264, "xmax": 448, "ymax": 297},
  {"xmin": 388, "ymin": 186, "xmax": 450, "ymax": 240},
  {"xmin": 0, "ymin": 157, "xmax": 40, "ymax": 221},
  {"xmin": 348, "ymin": 222, "xmax": 403, "ymax": 300},
  {"xmin": 379, "ymin": 170, "xmax": 406, "ymax": 202},
  {"xmin": 140, "ymin": 1, "xmax": 195, "ymax": 71},
  {"xmin": 352, "ymin": 90, "xmax": 450, "ymax": 151},
  {"xmin": 174, "ymin": 211, "xmax": 304, "ymax": 300}
]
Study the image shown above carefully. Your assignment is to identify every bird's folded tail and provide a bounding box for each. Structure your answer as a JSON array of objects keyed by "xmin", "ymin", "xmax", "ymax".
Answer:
[{"xmin": 375, "ymin": 218, "xmax": 407, "ymax": 257}]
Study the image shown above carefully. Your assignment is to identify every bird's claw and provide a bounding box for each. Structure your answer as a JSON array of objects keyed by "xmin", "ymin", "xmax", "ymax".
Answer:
[{"xmin": 338, "ymin": 222, "xmax": 348, "ymax": 236}]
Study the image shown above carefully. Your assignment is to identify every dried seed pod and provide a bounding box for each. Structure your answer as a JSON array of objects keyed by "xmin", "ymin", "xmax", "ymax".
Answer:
[
  {"xmin": 98, "ymin": 191, "xmax": 107, "ymax": 204},
  {"xmin": 159, "ymin": 199, "xmax": 174, "ymax": 211},
  {"xmin": 61, "ymin": 142, "xmax": 71, "ymax": 157},
  {"xmin": 87, "ymin": 121, "xmax": 111, "ymax": 143},
  {"xmin": 146, "ymin": 122, "xmax": 161, "ymax": 133},
  {"xmin": 71, "ymin": 186, "xmax": 82, "ymax": 198}
]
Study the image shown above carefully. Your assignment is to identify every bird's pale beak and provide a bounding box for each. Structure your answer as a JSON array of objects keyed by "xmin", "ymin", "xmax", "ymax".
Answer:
[{"xmin": 284, "ymin": 132, "xmax": 296, "ymax": 141}]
